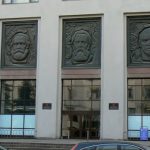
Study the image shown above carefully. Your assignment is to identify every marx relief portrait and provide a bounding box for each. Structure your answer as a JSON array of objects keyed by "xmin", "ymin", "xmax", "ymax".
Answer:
[
  {"xmin": 62, "ymin": 18, "xmax": 101, "ymax": 68},
  {"xmin": 128, "ymin": 16, "xmax": 150, "ymax": 66},
  {"xmin": 1, "ymin": 21, "xmax": 37, "ymax": 68}
]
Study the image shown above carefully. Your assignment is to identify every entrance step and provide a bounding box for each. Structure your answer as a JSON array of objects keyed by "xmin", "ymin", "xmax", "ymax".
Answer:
[{"xmin": 0, "ymin": 142, "xmax": 74, "ymax": 150}]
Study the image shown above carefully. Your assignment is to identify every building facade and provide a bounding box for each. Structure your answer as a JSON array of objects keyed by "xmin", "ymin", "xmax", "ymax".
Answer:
[{"xmin": 0, "ymin": 0, "xmax": 150, "ymax": 140}]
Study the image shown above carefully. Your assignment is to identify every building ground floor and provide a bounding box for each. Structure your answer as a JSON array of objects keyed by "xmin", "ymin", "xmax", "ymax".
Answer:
[{"xmin": 0, "ymin": 77, "xmax": 150, "ymax": 140}]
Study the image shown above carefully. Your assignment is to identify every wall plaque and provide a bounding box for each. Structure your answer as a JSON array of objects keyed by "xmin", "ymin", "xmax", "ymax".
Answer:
[
  {"xmin": 127, "ymin": 16, "xmax": 150, "ymax": 67},
  {"xmin": 42, "ymin": 103, "xmax": 52, "ymax": 110},
  {"xmin": 62, "ymin": 18, "xmax": 101, "ymax": 68},
  {"xmin": 1, "ymin": 20, "xmax": 38, "ymax": 68},
  {"xmin": 109, "ymin": 103, "xmax": 119, "ymax": 110}
]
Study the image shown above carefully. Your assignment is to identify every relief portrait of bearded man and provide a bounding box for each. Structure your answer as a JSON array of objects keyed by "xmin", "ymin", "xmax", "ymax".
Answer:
[{"xmin": 7, "ymin": 31, "xmax": 31, "ymax": 64}]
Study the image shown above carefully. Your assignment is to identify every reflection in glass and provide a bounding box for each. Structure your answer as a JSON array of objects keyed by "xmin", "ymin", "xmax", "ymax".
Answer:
[
  {"xmin": 63, "ymin": 87, "xmax": 71, "ymax": 100},
  {"xmin": 143, "ymin": 86, "xmax": 150, "ymax": 100},
  {"xmin": 12, "ymin": 115, "xmax": 23, "ymax": 128},
  {"xmin": 128, "ymin": 79, "xmax": 150, "ymax": 139},
  {"xmin": 128, "ymin": 87, "xmax": 133, "ymax": 100},
  {"xmin": 72, "ymin": 87, "xmax": 91, "ymax": 100},
  {"xmin": 142, "ymin": 101, "xmax": 150, "ymax": 114},
  {"xmin": 62, "ymin": 79, "xmax": 100, "ymax": 139},
  {"xmin": 70, "ymin": 101, "xmax": 91, "ymax": 111},
  {"xmin": 24, "ymin": 115, "xmax": 35, "ymax": 128},
  {"xmin": 93, "ymin": 80, "xmax": 101, "ymax": 85},
  {"xmin": 128, "ymin": 101, "xmax": 141, "ymax": 115},
  {"xmin": 63, "ymin": 80, "xmax": 71, "ymax": 86},
  {"xmin": 24, "ymin": 129, "xmax": 34, "ymax": 136},
  {"xmin": 12, "ymin": 129, "xmax": 23, "ymax": 135},
  {"xmin": 128, "ymin": 79, "xmax": 141, "ymax": 86},
  {"xmin": 92, "ymin": 101, "xmax": 100, "ymax": 111},
  {"xmin": 72, "ymin": 80, "xmax": 91, "ymax": 86},
  {"xmin": 63, "ymin": 100, "xmax": 71, "ymax": 110},
  {"xmin": 91, "ymin": 113, "xmax": 100, "ymax": 128},
  {"xmin": 0, "ymin": 115, "xmax": 11, "ymax": 128},
  {"xmin": 92, "ymin": 86, "xmax": 100, "ymax": 100},
  {"xmin": 0, "ymin": 80, "xmax": 36, "ymax": 136},
  {"xmin": 128, "ymin": 131, "xmax": 140, "ymax": 138},
  {"xmin": 128, "ymin": 86, "xmax": 141, "ymax": 100},
  {"xmin": 143, "ymin": 116, "xmax": 150, "ymax": 129},
  {"xmin": 128, "ymin": 116, "xmax": 141, "ymax": 130},
  {"xmin": 143, "ymin": 79, "xmax": 150, "ymax": 85}
]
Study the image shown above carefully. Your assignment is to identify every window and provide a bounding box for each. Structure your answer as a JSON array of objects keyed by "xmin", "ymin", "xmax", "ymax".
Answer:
[
  {"xmin": 0, "ymin": 80, "xmax": 36, "ymax": 136},
  {"xmin": 3, "ymin": 0, "xmax": 38, "ymax": 4},
  {"xmin": 128, "ymin": 79, "xmax": 150, "ymax": 139},
  {"xmin": 96, "ymin": 144, "xmax": 117, "ymax": 150},
  {"xmin": 121, "ymin": 144, "xmax": 142, "ymax": 150},
  {"xmin": 62, "ymin": 79, "xmax": 100, "ymax": 139}
]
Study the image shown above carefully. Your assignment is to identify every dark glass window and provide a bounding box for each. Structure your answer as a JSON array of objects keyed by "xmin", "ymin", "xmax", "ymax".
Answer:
[
  {"xmin": 62, "ymin": 79, "xmax": 100, "ymax": 139},
  {"xmin": 0, "ymin": 80, "xmax": 36, "ymax": 137}
]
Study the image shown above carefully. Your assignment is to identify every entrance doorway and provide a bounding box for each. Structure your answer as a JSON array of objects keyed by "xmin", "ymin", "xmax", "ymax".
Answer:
[{"xmin": 61, "ymin": 79, "xmax": 100, "ymax": 139}]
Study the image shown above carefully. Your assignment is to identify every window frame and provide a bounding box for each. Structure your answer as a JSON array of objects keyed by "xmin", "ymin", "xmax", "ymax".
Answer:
[{"xmin": 2, "ymin": 0, "xmax": 38, "ymax": 4}]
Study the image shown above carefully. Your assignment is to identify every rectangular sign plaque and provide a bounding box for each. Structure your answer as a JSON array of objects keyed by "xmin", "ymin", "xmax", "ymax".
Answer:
[
  {"xmin": 109, "ymin": 103, "xmax": 119, "ymax": 110},
  {"xmin": 42, "ymin": 103, "xmax": 52, "ymax": 110}
]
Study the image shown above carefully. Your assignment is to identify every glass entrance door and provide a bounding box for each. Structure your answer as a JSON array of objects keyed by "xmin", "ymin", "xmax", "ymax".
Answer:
[
  {"xmin": 62, "ymin": 79, "xmax": 100, "ymax": 139},
  {"xmin": 62, "ymin": 111, "xmax": 100, "ymax": 139}
]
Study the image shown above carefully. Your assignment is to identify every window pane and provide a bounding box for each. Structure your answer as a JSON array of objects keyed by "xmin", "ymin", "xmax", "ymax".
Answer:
[
  {"xmin": 128, "ymin": 79, "xmax": 141, "ymax": 85},
  {"xmin": 24, "ymin": 115, "xmax": 35, "ymax": 128},
  {"xmin": 91, "ymin": 113, "xmax": 100, "ymax": 128},
  {"xmin": 82, "ymin": 147, "xmax": 96, "ymax": 150},
  {"xmin": 128, "ymin": 131, "xmax": 140, "ymax": 138},
  {"xmin": 0, "ymin": 115, "xmax": 11, "ymax": 128},
  {"xmin": 71, "ymin": 101, "xmax": 91, "ymax": 111},
  {"xmin": 142, "ymin": 101, "xmax": 150, "ymax": 115},
  {"xmin": 92, "ymin": 101, "xmax": 100, "ymax": 111},
  {"xmin": 13, "ymin": 101, "xmax": 24, "ymax": 114},
  {"xmin": 63, "ymin": 100, "xmax": 71, "ymax": 110},
  {"xmin": 1, "ymin": 82, "xmax": 13, "ymax": 100},
  {"xmin": 128, "ymin": 101, "xmax": 141, "ymax": 115},
  {"xmin": 72, "ymin": 87, "xmax": 91, "ymax": 100},
  {"xmin": 128, "ymin": 116, "xmax": 141, "ymax": 130},
  {"xmin": 143, "ymin": 116, "xmax": 150, "ymax": 129},
  {"xmin": 93, "ymin": 79, "xmax": 101, "ymax": 85},
  {"xmin": 25, "ymin": 100, "xmax": 35, "ymax": 113},
  {"xmin": 128, "ymin": 86, "xmax": 141, "ymax": 100},
  {"xmin": 12, "ymin": 115, "xmax": 23, "ymax": 128},
  {"xmin": 72, "ymin": 80, "xmax": 91, "ymax": 86},
  {"xmin": 0, "ymin": 80, "xmax": 35, "ymax": 136},
  {"xmin": 4, "ymin": 101, "xmax": 12, "ymax": 114},
  {"xmin": 12, "ymin": 129, "xmax": 23, "ymax": 135},
  {"xmin": 142, "ymin": 79, "xmax": 150, "ymax": 85},
  {"xmin": 63, "ymin": 80, "xmax": 71, "ymax": 86},
  {"xmin": 24, "ymin": 129, "xmax": 34, "ymax": 135},
  {"xmin": 62, "ymin": 114, "xmax": 70, "ymax": 129},
  {"xmin": 92, "ymin": 86, "xmax": 100, "ymax": 100},
  {"xmin": 121, "ymin": 144, "xmax": 141, "ymax": 150},
  {"xmin": 63, "ymin": 87, "xmax": 71, "ymax": 100},
  {"xmin": 143, "ymin": 86, "xmax": 150, "ymax": 100},
  {"xmin": 96, "ymin": 145, "xmax": 117, "ymax": 150}
]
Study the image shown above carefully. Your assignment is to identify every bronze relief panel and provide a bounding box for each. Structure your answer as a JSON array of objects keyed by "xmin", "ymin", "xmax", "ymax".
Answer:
[
  {"xmin": 127, "ymin": 16, "xmax": 150, "ymax": 67},
  {"xmin": 1, "ymin": 21, "xmax": 38, "ymax": 68},
  {"xmin": 62, "ymin": 18, "xmax": 101, "ymax": 68}
]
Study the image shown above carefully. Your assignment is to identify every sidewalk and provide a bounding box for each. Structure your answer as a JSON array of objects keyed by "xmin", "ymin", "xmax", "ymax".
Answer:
[{"xmin": 0, "ymin": 138, "xmax": 150, "ymax": 146}]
